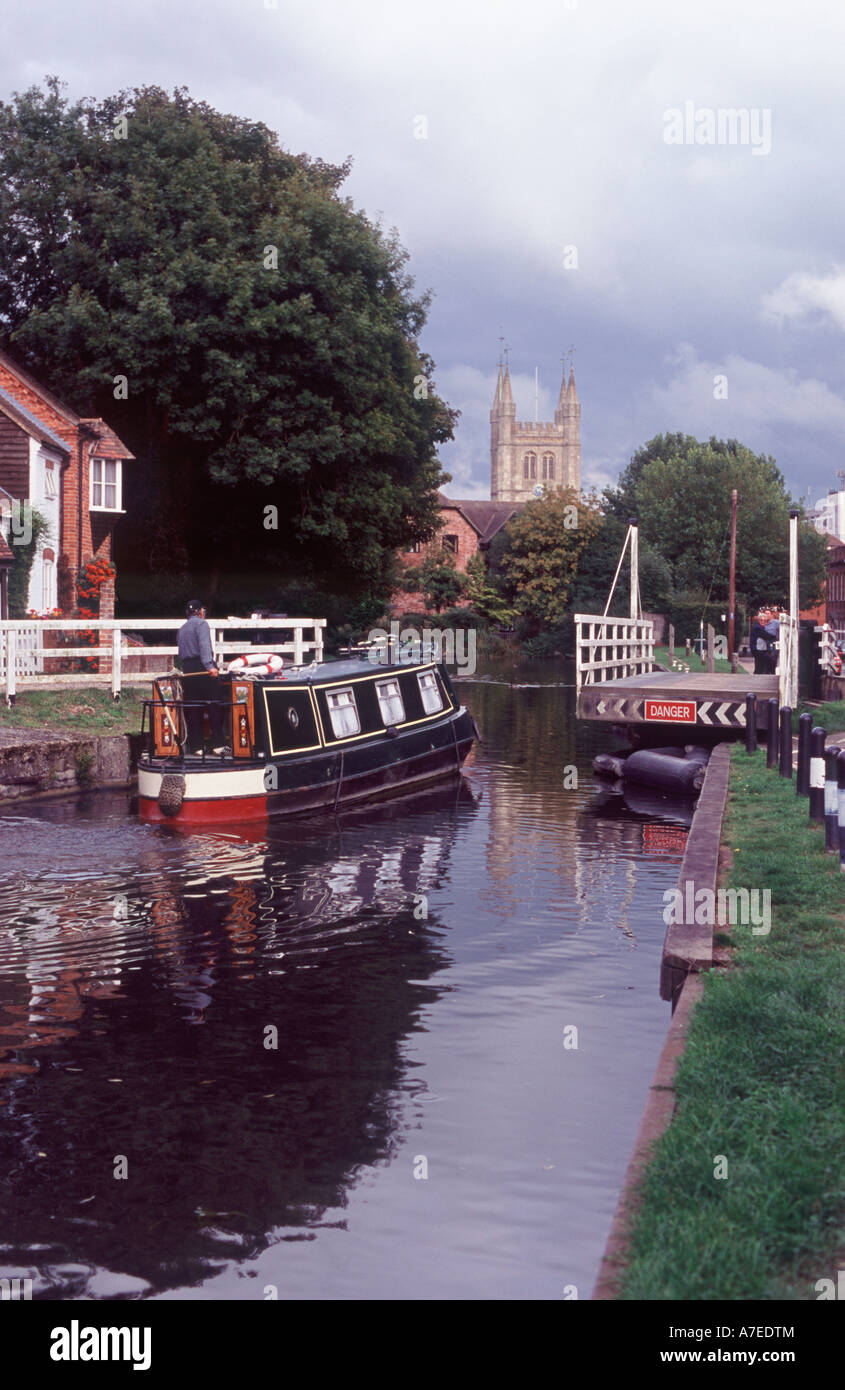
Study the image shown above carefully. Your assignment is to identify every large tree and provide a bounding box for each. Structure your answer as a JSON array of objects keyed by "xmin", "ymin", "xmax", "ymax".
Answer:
[
  {"xmin": 498, "ymin": 488, "xmax": 604, "ymax": 628},
  {"xmin": 623, "ymin": 435, "xmax": 826, "ymax": 611},
  {"xmin": 0, "ymin": 79, "xmax": 457, "ymax": 612}
]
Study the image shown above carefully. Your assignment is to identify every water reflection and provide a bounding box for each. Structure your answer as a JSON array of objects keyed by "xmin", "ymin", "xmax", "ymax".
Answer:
[
  {"xmin": 0, "ymin": 668, "xmax": 691, "ymax": 1300},
  {"xmin": 0, "ymin": 783, "xmax": 474, "ymax": 1297}
]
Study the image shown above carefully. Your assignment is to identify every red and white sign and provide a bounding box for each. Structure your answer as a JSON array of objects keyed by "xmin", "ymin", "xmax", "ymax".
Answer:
[{"xmin": 644, "ymin": 699, "xmax": 697, "ymax": 723}]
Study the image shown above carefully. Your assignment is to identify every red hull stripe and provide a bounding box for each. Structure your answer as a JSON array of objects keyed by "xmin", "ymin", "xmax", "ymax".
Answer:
[{"xmin": 139, "ymin": 794, "xmax": 269, "ymax": 824}]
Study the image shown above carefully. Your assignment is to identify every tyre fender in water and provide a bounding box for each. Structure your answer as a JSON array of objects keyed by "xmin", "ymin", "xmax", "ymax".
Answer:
[{"xmin": 158, "ymin": 773, "xmax": 186, "ymax": 817}]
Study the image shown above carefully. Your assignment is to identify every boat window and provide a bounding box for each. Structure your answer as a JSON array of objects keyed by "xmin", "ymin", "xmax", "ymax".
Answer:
[
  {"xmin": 327, "ymin": 687, "xmax": 360, "ymax": 737},
  {"xmin": 376, "ymin": 678, "xmax": 405, "ymax": 725},
  {"xmin": 418, "ymin": 670, "xmax": 444, "ymax": 714}
]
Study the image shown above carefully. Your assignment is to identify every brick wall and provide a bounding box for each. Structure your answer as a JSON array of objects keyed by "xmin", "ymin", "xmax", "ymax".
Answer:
[{"xmin": 391, "ymin": 509, "xmax": 479, "ymax": 616}]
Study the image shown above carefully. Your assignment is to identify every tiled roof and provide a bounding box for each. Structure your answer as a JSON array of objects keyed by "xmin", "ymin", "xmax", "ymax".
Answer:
[
  {"xmin": 0, "ymin": 530, "xmax": 14, "ymax": 564},
  {"xmin": 80, "ymin": 419, "xmax": 135, "ymax": 461},
  {"xmin": 0, "ymin": 385, "xmax": 70, "ymax": 454},
  {"xmin": 437, "ymin": 492, "xmax": 523, "ymax": 544}
]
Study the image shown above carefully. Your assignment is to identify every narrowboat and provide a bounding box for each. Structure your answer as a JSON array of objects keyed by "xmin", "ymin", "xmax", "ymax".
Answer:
[{"xmin": 137, "ymin": 655, "xmax": 478, "ymax": 825}]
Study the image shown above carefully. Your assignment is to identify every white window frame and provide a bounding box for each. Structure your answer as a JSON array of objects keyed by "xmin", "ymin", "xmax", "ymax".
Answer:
[
  {"xmin": 90, "ymin": 457, "xmax": 123, "ymax": 513},
  {"xmin": 376, "ymin": 678, "xmax": 405, "ymax": 726},
  {"xmin": 44, "ymin": 462, "xmax": 57, "ymax": 498},
  {"xmin": 418, "ymin": 670, "xmax": 444, "ymax": 715},
  {"xmin": 327, "ymin": 687, "xmax": 360, "ymax": 738}
]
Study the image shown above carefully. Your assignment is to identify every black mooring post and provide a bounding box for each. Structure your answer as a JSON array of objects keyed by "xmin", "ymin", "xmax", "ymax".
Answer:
[
  {"xmin": 745, "ymin": 693, "xmax": 757, "ymax": 753},
  {"xmin": 796, "ymin": 711, "xmax": 812, "ymax": 796},
  {"xmin": 778, "ymin": 706, "xmax": 793, "ymax": 777},
  {"xmin": 767, "ymin": 698, "xmax": 779, "ymax": 768},
  {"xmin": 809, "ymin": 726, "xmax": 827, "ymax": 823},
  {"xmin": 838, "ymin": 751, "xmax": 845, "ymax": 873},
  {"xmin": 825, "ymin": 746, "xmax": 839, "ymax": 852}
]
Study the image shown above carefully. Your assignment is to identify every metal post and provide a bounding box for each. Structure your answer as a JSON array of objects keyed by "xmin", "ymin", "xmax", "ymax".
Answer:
[
  {"xmin": 809, "ymin": 726, "xmax": 826, "ymax": 823},
  {"xmin": 778, "ymin": 705, "xmax": 792, "ymax": 777},
  {"xmin": 767, "ymin": 698, "xmax": 779, "ymax": 768},
  {"xmin": 838, "ymin": 750, "xmax": 845, "ymax": 872},
  {"xmin": 668, "ymin": 624, "xmax": 675, "ymax": 662},
  {"xmin": 629, "ymin": 518, "xmax": 639, "ymax": 621},
  {"xmin": 796, "ymin": 712, "xmax": 812, "ymax": 796},
  {"xmin": 745, "ymin": 692, "xmax": 757, "ymax": 753},
  {"xmin": 787, "ymin": 509, "xmax": 799, "ymax": 708},
  {"xmin": 706, "ymin": 623, "xmax": 715, "ymax": 674},
  {"xmin": 825, "ymin": 746, "xmax": 839, "ymax": 851}
]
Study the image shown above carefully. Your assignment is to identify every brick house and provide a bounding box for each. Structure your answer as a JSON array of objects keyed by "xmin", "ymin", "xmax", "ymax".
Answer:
[
  {"xmin": 393, "ymin": 491, "xmax": 521, "ymax": 614},
  {"xmin": 0, "ymin": 350, "xmax": 133, "ymax": 618}
]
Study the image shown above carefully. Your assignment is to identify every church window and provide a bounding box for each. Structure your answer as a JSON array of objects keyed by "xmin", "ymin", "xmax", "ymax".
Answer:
[
  {"xmin": 523, "ymin": 453, "xmax": 536, "ymax": 479},
  {"xmin": 542, "ymin": 454, "xmax": 555, "ymax": 480}
]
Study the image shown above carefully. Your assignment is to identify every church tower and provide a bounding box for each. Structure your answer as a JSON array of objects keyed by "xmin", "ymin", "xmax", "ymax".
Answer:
[{"xmin": 490, "ymin": 360, "xmax": 581, "ymax": 502}]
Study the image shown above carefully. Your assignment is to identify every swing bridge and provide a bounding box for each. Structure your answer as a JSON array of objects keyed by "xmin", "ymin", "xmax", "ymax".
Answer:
[{"xmin": 574, "ymin": 517, "xmax": 817, "ymax": 735}]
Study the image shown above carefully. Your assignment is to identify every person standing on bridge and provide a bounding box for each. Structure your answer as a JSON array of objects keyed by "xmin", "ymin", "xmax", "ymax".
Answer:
[
  {"xmin": 177, "ymin": 600, "xmax": 227, "ymax": 755},
  {"xmin": 751, "ymin": 609, "xmax": 772, "ymax": 674}
]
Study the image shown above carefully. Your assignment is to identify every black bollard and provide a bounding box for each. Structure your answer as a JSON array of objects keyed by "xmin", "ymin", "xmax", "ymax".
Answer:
[
  {"xmin": 767, "ymin": 698, "xmax": 779, "ymax": 768},
  {"xmin": 745, "ymin": 693, "xmax": 757, "ymax": 753},
  {"xmin": 796, "ymin": 712, "xmax": 812, "ymax": 797},
  {"xmin": 825, "ymin": 747, "xmax": 840, "ymax": 852},
  {"xmin": 778, "ymin": 706, "xmax": 793, "ymax": 778},
  {"xmin": 809, "ymin": 727, "xmax": 826, "ymax": 823},
  {"xmin": 839, "ymin": 751, "xmax": 845, "ymax": 873}
]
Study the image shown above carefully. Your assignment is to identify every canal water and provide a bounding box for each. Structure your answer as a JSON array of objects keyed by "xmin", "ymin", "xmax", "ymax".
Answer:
[{"xmin": 0, "ymin": 663, "xmax": 693, "ymax": 1301}]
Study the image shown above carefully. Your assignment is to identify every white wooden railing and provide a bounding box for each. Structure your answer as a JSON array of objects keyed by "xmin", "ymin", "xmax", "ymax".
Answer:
[
  {"xmin": 574, "ymin": 614, "xmax": 655, "ymax": 690},
  {"xmin": 0, "ymin": 617, "xmax": 326, "ymax": 702}
]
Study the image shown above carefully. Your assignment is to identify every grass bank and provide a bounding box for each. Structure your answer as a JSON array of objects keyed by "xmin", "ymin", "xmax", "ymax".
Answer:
[
  {"xmin": 653, "ymin": 644, "xmax": 734, "ymax": 675},
  {"xmin": 620, "ymin": 745, "xmax": 845, "ymax": 1300},
  {"xmin": 0, "ymin": 687, "xmax": 145, "ymax": 736},
  {"xmin": 793, "ymin": 700, "xmax": 845, "ymax": 735}
]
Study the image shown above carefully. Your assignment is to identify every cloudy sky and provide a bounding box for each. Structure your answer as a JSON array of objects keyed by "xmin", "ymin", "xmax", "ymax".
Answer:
[{"xmin": 4, "ymin": 0, "xmax": 845, "ymax": 501}]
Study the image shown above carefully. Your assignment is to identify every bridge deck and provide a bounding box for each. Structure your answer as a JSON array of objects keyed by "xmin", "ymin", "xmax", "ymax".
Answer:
[{"xmin": 577, "ymin": 669, "xmax": 779, "ymax": 730}]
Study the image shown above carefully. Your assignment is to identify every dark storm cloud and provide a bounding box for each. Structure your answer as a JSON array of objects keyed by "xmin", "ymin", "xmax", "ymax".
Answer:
[{"xmin": 4, "ymin": 0, "xmax": 845, "ymax": 503}]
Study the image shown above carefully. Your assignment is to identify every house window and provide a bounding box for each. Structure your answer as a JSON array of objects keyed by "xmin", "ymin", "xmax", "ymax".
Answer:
[
  {"xmin": 418, "ymin": 670, "xmax": 443, "ymax": 715},
  {"xmin": 405, "ymin": 541, "xmax": 422, "ymax": 554},
  {"xmin": 327, "ymin": 687, "xmax": 360, "ymax": 738},
  {"xmin": 543, "ymin": 454, "xmax": 555, "ymax": 480},
  {"xmin": 442, "ymin": 534, "xmax": 459, "ymax": 555},
  {"xmin": 44, "ymin": 463, "xmax": 57, "ymax": 498},
  {"xmin": 523, "ymin": 453, "xmax": 537, "ymax": 479},
  {"xmin": 90, "ymin": 458, "xmax": 122, "ymax": 511},
  {"xmin": 376, "ymin": 678, "xmax": 405, "ymax": 726}
]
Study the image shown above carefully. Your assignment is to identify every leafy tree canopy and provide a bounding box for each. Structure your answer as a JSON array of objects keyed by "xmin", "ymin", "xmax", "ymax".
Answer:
[
  {"xmin": 499, "ymin": 487, "xmax": 604, "ymax": 628},
  {"xmin": 0, "ymin": 78, "xmax": 457, "ymax": 612},
  {"xmin": 402, "ymin": 550, "xmax": 465, "ymax": 612},
  {"xmin": 620, "ymin": 434, "xmax": 826, "ymax": 611}
]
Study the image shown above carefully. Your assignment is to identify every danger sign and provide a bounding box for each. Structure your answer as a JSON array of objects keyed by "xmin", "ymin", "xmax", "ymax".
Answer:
[{"xmin": 644, "ymin": 699, "xmax": 697, "ymax": 722}]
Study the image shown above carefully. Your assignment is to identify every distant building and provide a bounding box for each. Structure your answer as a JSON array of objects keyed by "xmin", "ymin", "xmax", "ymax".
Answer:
[
  {"xmin": 490, "ymin": 361, "xmax": 580, "ymax": 502},
  {"xmin": 806, "ymin": 480, "xmax": 845, "ymax": 541},
  {"xmin": 826, "ymin": 536, "xmax": 845, "ymax": 630},
  {"xmin": 0, "ymin": 351, "xmax": 134, "ymax": 616},
  {"xmin": 393, "ymin": 492, "xmax": 521, "ymax": 614}
]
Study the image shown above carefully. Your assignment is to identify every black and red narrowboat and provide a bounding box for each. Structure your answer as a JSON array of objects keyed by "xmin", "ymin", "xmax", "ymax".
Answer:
[{"xmin": 137, "ymin": 656, "xmax": 477, "ymax": 825}]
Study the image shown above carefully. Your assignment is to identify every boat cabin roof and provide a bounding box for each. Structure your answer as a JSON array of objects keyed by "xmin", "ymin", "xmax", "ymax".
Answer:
[{"xmin": 272, "ymin": 657, "xmax": 434, "ymax": 685}]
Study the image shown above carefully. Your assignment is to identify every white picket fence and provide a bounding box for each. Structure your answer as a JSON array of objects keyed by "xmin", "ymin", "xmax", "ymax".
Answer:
[{"xmin": 0, "ymin": 617, "xmax": 326, "ymax": 702}]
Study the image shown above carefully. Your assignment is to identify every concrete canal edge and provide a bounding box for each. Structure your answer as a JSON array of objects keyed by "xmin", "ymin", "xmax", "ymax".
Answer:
[
  {"xmin": 0, "ymin": 729, "xmax": 142, "ymax": 802},
  {"xmin": 591, "ymin": 742, "xmax": 732, "ymax": 1300}
]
